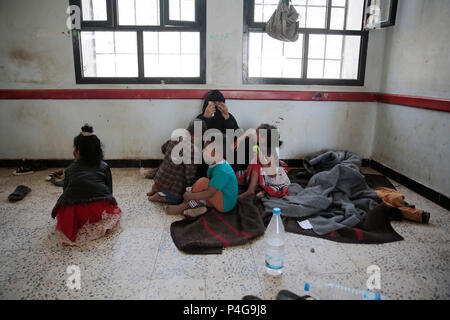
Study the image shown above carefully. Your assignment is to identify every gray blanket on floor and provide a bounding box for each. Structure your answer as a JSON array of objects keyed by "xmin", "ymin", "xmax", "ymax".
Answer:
[{"xmin": 262, "ymin": 151, "xmax": 379, "ymax": 235}]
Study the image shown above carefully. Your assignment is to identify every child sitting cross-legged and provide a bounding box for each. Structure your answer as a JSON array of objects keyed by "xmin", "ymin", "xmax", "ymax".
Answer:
[
  {"xmin": 147, "ymin": 119, "xmax": 207, "ymax": 205},
  {"xmin": 166, "ymin": 139, "xmax": 238, "ymax": 218}
]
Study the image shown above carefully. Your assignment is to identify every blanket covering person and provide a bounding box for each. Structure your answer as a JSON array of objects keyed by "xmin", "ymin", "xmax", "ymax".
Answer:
[{"xmin": 261, "ymin": 150, "xmax": 379, "ymax": 236}]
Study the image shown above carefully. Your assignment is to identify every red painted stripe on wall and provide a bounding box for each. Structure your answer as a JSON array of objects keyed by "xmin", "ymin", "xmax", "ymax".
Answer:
[
  {"xmin": 0, "ymin": 89, "xmax": 378, "ymax": 102},
  {"xmin": 0, "ymin": 89, "xmax": 448, "ymax": 112},
  {"xmin": 378, "ymin": 93, "xmax": 450, "ymax": 112}
]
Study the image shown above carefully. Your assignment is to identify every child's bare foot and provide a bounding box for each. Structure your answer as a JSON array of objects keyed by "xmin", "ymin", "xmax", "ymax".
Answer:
[
  {"xmin": 148, "ymin": 193, "xmax": 166, "ymax": 203},
  {"xmin": 256, "ymin": 191, "xmax": 265, "ymax": 198},
  {"xmin": 165, "ymin": 202, "xmax": 188, "ymax": 215},
  {"xmin": 238, "ymin": 192, "xmax": 252, "ymax": 200},
  {"xmin": 183, "ymin": 206, "xmax": 208, "ymax": 218}
]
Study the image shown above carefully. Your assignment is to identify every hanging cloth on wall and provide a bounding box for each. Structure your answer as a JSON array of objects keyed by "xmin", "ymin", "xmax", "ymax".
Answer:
[{"xmin": 265, "ymin": 0, "xmax": 300, "ymax": 42}]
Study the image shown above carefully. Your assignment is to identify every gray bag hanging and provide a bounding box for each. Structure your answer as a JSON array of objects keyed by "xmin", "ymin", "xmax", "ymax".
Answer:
[{"xmin": 265, "ymin": 0, "xmax": 300, "ymax": 42}]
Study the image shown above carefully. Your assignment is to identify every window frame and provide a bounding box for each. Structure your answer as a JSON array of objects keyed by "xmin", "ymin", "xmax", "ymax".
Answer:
[
  {"xmin": 243, "ymin": 0, "xmax": 370, "ymax": 86},
  {"xmin": 70, "ymin": 0, "xmax": 207, "ymax": 84},
  {"xmin": 364, "ymin": 0, "xmax": 398, "ymax": 29}
]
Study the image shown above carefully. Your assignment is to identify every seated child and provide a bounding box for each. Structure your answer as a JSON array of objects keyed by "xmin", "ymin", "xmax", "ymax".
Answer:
[
  {"xmin": 147, "ymin": 119, "xmax": 207, "ymax": 205},
  {"xmin": 234, "ymin": 124, "xmax": 290, "ymax": 199},
  {"xmin": 166, "ymin": 140, "xmax": 238, "ymax": 218},
  {"xmin": 51, "ymin": 124, "xmax": 121, "ymax": 246}
]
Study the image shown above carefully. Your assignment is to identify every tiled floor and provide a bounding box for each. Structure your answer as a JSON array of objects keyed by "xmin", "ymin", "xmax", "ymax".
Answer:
[{"xmin": 0, "ymin": 168, "xmax": 449, "ymax": 300}]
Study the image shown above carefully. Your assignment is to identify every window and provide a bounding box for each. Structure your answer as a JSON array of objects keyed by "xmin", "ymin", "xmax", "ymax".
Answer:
[
  {"xmin": 364, "ymin": 0, "xmax": 398, "ymax": 29},
  {"xmin": 70, "ymin": 0, "xmax": 206, "ymax": 84},
  {"xmin": 244, "ymin": 0, "xmax": 369, "ymax": 85}
]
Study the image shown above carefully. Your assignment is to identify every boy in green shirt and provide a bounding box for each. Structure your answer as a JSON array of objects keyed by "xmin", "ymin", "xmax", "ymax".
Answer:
[{"xmin": 166, "ymin": 141, "xmax": 238, "ymax": 218}]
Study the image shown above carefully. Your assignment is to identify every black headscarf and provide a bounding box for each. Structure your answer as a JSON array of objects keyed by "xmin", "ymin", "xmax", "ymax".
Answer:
[
  {"xmin": 197, "ymin": 90, "xmax": 239, "ymax": 133},
  {"xmin": 201, "ymin": 90, "xmax": 226, "ymax": 114}
]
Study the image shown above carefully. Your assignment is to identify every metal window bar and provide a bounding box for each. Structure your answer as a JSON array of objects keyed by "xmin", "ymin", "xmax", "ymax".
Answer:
[
  {"xmin": 244, "ymin": 0, "xmax": 368, "ymax": 85},
  {"xmin": 72, "ymin": 0, "xmax": 206, "ymax": 83}
]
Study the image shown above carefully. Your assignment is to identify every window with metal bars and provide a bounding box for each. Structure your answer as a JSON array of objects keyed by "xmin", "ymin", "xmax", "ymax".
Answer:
[
  {"xmin": 70, "ymin": 0, "xmax": 206, "ymax": 84},
  {"xmin": 243, "ymin": 0, "xmax": 370, "ymax": 86}
]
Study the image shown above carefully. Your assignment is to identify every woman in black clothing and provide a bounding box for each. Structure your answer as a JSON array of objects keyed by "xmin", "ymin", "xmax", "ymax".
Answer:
[
  {"xmin": 196, "ymin": 90, "xmax": 239, "ymax": 133},
  {"xmin": 195, "ymin": 90, "xmax": 250, "ymax": 177}
]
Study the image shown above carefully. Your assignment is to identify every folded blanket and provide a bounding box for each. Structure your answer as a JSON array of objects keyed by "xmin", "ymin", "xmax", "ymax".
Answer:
[
  {"xmin": 170, "ymin": 197, "xmax": 265, "ymax": 254},
  {"xmin": 262, "ymin": 151, "xmax": 379, "ymax": 235},
  {"xmin": 303, "ymin": 150, "xmax": 361, "ymax": 174},
  {"xmin": 262, "ymin": 203, "xmax": 403, "ymax": 244}
]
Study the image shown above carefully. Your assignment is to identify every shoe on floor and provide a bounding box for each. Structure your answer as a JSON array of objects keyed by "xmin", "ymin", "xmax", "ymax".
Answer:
[
  {"xmin": 8, "ymin": 185, "xmax": 32, "ymax": 202},
  {"xmin": 276, "ymin": 289, "xmax": 312, "ymax": 300},
  {"xmin": 422, "ymin": 212, "xmax": 431, "ymax": 224},
  {"xmin": 12, "ymin": 166, "xmax": 34, "ymax": 176},
  {"xmin": 45, "ymin": 170, "xmax": 64, "ymax": 181},
  {"xmin": 242, "ymin": 295, "xmax": 262, "ymax": 300}
]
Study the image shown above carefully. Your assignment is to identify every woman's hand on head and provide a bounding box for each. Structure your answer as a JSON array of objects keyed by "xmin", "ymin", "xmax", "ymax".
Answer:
[
  {"xmin": 204, "ymin": 101, "xmax": 216, "ymax": 118},
  {"xmin": 217, "ymin": 102, "xmax": 229, "ymax": 120}
]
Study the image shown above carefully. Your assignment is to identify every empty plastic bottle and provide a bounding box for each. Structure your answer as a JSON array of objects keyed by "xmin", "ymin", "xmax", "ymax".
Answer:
[
  {"xmin": 304, "ymin": 282, "xmax": 381, "ymax": 300},
  {"xmin": 265, "ymin": 208, "xmax": 285, "ymax": 276}
]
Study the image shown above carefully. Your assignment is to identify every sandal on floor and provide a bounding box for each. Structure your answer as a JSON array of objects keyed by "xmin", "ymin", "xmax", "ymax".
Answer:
[
  {"xmin": 276, "ymin": 289, "xmax": 312, "ymax": 300},
  {"xmin": 8, "ymin": 185, "xmax": 32, "ymax": 202},
  {"xmin": 45, "ymin": 170, "xmax": 63, "ymax": 181},
  {"xmin": 242, "ymin": 295, "xmax": 262, "ymax": 300},
  {"xmin": 50, "ymin": 175, "xmax": 64, "ymax": 187},
  {"xmin": 12, "ymin": 166, "xmax": 34, "ymax": 176}
]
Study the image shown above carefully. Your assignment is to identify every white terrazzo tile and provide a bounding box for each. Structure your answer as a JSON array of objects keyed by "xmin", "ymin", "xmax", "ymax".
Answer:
[
  {"xmin": 205, "ymin": 276, "xmax": 262, "ymax": 300},
  {"xmin": 0, "ymin": 168, "xmax": 448, "ymax": 300},
  {"xmin": 146, "ymin": 278, "xmax": 206, "ymax": 300}
]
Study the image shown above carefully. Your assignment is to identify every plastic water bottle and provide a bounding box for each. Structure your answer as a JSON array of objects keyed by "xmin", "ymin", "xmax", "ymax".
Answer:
[
  {"xmin": 304, "ymin": 282, "xmax": 381, "ymax": 300},
  {"xmin": 265, "ymin": 208, "xmax": 285, "ymax": 276}
]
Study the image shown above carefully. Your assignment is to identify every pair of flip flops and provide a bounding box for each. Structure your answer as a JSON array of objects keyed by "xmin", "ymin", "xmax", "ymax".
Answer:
[
  {"xmin": 8, "ymin": 185, "xmax": 32, "ymax": 202},
  {"xmin": 243, "ymin": 290, "xmax": 312, "ymax": 300},
  {"xmin": 12, "ymin": 166, "xmax": 34, "ymax": 176},
  {"xmin": 45, "ymin": 170, "xmax": 64, "ymax": 187}
]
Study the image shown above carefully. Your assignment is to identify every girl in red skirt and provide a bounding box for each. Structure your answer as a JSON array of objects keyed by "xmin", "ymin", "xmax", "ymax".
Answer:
[{"xmin": 51, "ymin": 124, "xmax": 121, "ymax": 246}]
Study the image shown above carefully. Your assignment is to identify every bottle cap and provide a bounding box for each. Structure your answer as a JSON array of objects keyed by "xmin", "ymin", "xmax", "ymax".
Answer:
[
  {"xmin": 273, "ymin": 208, "xmax": 281, "ymax": 215},
  {"xmin": 304, "ymin": 283, "xmax": 310, "ymax": 291}
]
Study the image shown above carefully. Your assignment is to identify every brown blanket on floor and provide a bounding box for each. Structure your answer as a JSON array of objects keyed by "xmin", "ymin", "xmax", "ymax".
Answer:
[{"xmin": 170, "ymin": 196, "xmax": 266, "ymax": 254}]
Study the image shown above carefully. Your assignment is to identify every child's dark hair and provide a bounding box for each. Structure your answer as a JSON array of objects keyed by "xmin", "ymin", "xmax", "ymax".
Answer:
[
  {"xmin": 73, "ymin": 124, "xmax": 104, "ymax": 165},
  {"xmin": 257, "ymin": 123, "xmax": 283, "ymax": 155}
]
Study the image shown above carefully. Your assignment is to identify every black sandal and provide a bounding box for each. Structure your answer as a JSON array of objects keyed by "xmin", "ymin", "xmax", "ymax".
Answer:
[
  {"xmin": 12, "ymin": 166, "xmax": 34, "ymax": 176},
  {"xmin": 276, "ymin": 290, "xmax": 312, "ymax": 300},
  {"xmin": 8, "ymin": 185, "xmax": 32, "ymax": 202}
]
